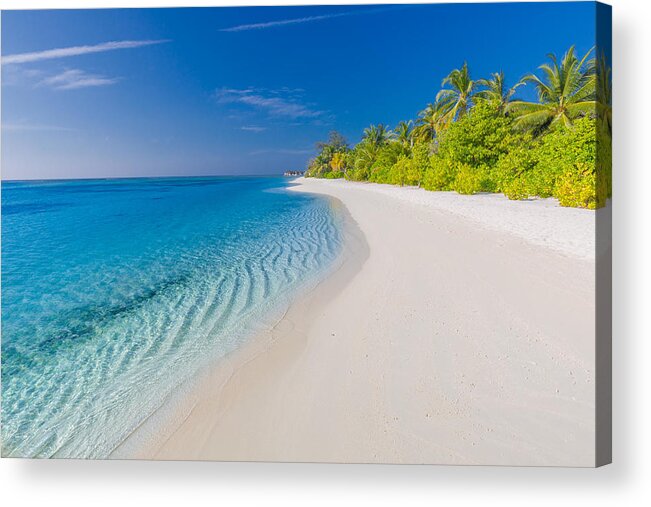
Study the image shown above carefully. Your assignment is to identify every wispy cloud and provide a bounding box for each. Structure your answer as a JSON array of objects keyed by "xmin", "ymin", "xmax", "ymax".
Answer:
[
  {"xmin": 2, "ymin": 122, "xmax": 75, "ymax": 132},
  {"xmin": 41, "ymin": 69, "xmax": 119, "ymax": 90},
  {"xmin": 1, "ymin": 66, "xmax": 45, "ymax": 87},
  {"xmin": 240, "ymin": 125, "xmax": 267, "ymax": 132},
  {"xmin": 221, "ymin": 12, "xmax": 350, "ymax": 32},
  {"xmin": 1, "ymin": 39, "xmax": 169, "ymax": 65},
  {"xmin": 216, "ymin": 87, "xmax": 323, "ymax": 119},
  {"xmin": 220, "ymin": 6, "xmax": 401, "ymax": 32}
]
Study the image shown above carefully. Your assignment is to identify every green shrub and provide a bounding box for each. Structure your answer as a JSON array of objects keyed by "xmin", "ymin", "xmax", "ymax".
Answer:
[
  {"xmin": 345, "ymin": 145, "xmax": 373, "ymax": 181},
  {"xmin": 596, "ymin": 125, "xmax": 612, "ymax": 206},
  {"xmin": 451, "ymin": 163, "xmax": 483, "ymax": 195},
  {"xmin": 368, "ymin": 165, "xmax": 389, "ymax": 183},
  {"xmin": 534, "ymin": 116, "xmax": 598, "ymax": 207},
  {"xmin": 479, "ymin": 167, "xmax": 498, "ymax": 193},
  {"xmin": 369, "ymin": 143, "xmax": 406, "ymax": 183},
  {"xmin": 493, "ymin": 135, "xmax": 538, "ymax": 196},
  {"xmin": 555, "ymin": 162, "xmax": 597, "ymax": 209},
  {"xmin": 406, "ymin": 143, "xmax": 431, "ymax": 186},
  {"xmin": 502, "ymin": 176, "xmax": 530, "ymax": 200},
  {"xmin": 307, "ymin": 90, "xmax": 605, "ymax": 209},
  {"xmin": 345, "ymin": 167, "xmax": 368, "ymax": 181},
  {"xmin": 386, "ymin": 156, "xmax": 410, "ymax": 186},
  {"xmin": 526, "ymin": 165, "xmax": 554, "ymax": 198},
  {"xmin": 306, "ymin": 131, "xmax": 350, "ymax": 179},
  {"xmin": 423, "ymin": 155, "xmax": 456, "ymax": 191},
  {"xmin": 437, "ymin": 102, "xmax": 517, "ymax": 170}
]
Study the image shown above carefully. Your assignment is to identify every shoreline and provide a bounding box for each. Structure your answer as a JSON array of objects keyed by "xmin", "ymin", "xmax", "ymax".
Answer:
[
  {"xmin": 111, "ymin": 192, "xmax": 369, "ymax": 460},
  {"xmin": 300, "ymin": 179, "xmax": 598, "ymax": 261},
  {"xmin": 121, "ymin": 178, "xmax": 596, "ymax": 466}
]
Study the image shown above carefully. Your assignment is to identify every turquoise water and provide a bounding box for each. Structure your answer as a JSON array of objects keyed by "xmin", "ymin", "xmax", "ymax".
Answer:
[{"xmin": 1, "ymin": 176, "xmax": 343, "ymax": 458}]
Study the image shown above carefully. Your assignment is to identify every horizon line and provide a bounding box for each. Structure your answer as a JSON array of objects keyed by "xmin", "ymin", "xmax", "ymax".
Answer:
[{"xmin": 1, "ymin": 173, "xmax": 295, "ymax": 183}]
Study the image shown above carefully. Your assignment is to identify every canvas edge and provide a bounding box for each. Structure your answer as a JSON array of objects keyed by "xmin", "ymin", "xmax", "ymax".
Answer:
[{"xmin": 595, "ymin": 0, "xmax": 613, "ymax": 468}]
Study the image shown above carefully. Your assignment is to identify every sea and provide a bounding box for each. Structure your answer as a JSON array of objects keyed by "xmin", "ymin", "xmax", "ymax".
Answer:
[{"xmin": 1, "ymin": 176, "xmax": 343, "ymax": 458}]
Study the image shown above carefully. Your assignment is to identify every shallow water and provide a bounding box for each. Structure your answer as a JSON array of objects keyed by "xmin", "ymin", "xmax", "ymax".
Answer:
[{"xmin": 1, "ymin": 176, "xmax": 343, "ymax": 458}]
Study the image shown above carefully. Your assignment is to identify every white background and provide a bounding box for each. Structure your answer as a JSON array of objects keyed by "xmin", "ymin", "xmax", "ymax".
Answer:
[{"xmin": 1, "ymin": 0, "xmax": 649, "ymax": 505}]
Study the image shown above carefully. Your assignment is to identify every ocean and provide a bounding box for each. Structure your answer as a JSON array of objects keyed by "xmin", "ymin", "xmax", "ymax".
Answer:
[{"xmin": 1, "ymin": 176, "xmax": 343, "ymax": 458}]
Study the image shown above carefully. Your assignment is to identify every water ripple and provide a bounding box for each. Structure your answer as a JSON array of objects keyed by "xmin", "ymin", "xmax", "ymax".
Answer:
[{"xmin": 1, "ymin": 177, "xmax": 343, "ymax": 458}]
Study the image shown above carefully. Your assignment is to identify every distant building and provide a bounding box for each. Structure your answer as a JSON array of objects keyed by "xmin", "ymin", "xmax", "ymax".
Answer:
[{"xmin": 283, "ymin": 170, "xmax": 304, "ymax": 177}]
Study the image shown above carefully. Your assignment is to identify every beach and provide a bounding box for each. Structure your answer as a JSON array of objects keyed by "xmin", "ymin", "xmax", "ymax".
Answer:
[{"xmin": 126, "ymin": 178, "xmax": 597, "ymax": 466}]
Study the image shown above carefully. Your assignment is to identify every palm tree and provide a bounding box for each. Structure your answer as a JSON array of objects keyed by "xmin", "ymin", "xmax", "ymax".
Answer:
[
  {"xmin": 509, "ymin": 45, "xmax": 596, "ymax": 131},
  {"xmin": 414, "ymin": 101, "xmax": 447, "ymax": 143},
  {"xmin": 330, "ymin": 152, "xmax": 345, "ymax": 174},
  {"xmin": 352, "ymin": 143, "xmax": 379, "ymax": 177},
  {"xmin": 394, "ymin": 120, "xmax": 415, "ymax": 149},
  {"xmin": 362, "ymin": 124, "xmax": 392, "ymax": 147},
  {"xmin": 436, "ymin": 62, "xmax": 476, "ymax": 123},
  {"xmin": 475, "ymin": 71, "xmax": 523, "ymax": 114}
]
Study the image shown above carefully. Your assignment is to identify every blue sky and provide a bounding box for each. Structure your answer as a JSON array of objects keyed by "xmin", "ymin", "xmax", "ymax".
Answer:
[{"xmin": 1, "ymin": 2, "xmax": 598, "ymax": 180}]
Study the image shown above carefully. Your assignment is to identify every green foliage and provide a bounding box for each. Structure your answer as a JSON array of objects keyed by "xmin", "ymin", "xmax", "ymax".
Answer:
[
  {"xmin": 596, "ymin": 51, "xmax": 612, "ymax": 135},
  {"xmin": 451, "ymin": 163, "xmax": 484, "ymax": 195},
  {"xmin": 305, "ymin": 131, "xmax": 349, "ymax": 178},
  {"xmin": 493, "ymin": 134, "xmax": 538, "ymax": 198},
  {"xmin": 305, "ymin": 46, "xmax": 611, "ymax": 209},
  {"xmin": 475, "ymin": 71, "xmax": 523, "ymax": 114},
  {"xmin": 406, "ymin": 142, "xmax": 431, "ymax": 186},
  {"xmin": 343, "ymin": 142, "xmax": 377, "ymax": 181},
  {"xmin": 415, "ymin": 102, "xmax": 447, "ymax": 143},
  {"xmin": 509, "ymin": 45, "xmax": 596, "ymax": 131},
  {"xmin": 345, "ymin": 166, "xmax": 369, "ymax": 182},
  {"xmin": 367, "ymin": 142, "xmax": 408, "ymax": 183},
  {"xmin": 536, "ymin": 116, "xmax": 597, "ymax": 207},
  {"xmin": 429, "ymin": 102, "xmax": 520, "ymax": 195},
  {"xmin": 501, "ymin": 175, "xmax": 530, "ymax": 201},
  {"xmin": 368, "ymin": 142, "xmax": 432, "ymax": 187},
  {"xmin": 554, "ymin": 163, "xmax": 597, "ymax": 209},
  {"xmin": 362, "ymin": 124, "xmax": 393, "ymax": 147},
  {"xmin": 436, "ymin": 62, "xmax": 476, "ymax": 123},
  {"xmin": 322, "ymin": 171, "xmax": 344, "ymax": 179},
  {"xmin": 422, "ymin": 156, "xmax": 456, "ymax": 191},
  {"xmin": 596, "ymin": 123, "xmax": 612, "ymax": 204},
  {"xmin": 386, "ymin": 155, "xmax": 410, "ymax": 186},
  {"xmin": 437, "ymin": 102, "xmax": 516, "ymax": 171}
]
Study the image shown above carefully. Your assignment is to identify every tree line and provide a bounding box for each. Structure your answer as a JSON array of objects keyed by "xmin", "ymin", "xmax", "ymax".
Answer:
[{"xmin": 305, "ymin": 46, "xmax": 611, "ymax": 209}]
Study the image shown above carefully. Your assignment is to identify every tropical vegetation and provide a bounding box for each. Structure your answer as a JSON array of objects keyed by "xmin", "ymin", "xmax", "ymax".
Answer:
[{"xmin": 305, "ymin": 46, "xmax": 611, "ymax": 209}]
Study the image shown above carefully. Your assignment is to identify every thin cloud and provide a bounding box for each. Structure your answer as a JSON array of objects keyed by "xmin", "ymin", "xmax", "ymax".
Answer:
[
  {"xmin": 2, "ymin": 122, "xmax": 75, "ymax": 132},
  {"xmin": 1, "ymin": 39, "xmax": 169, "ymax": 65},
  {"xmin": 216, "ymin": 87, "xmax": 323, "ymax": 119},
  {"xmin": 220, "ymin": 6, "xmax": 402, "ymax": 32},
  {"xmin": 41, "ymin": 69, "xmax": 119, "ymax": 90},
  {"xmin": 221, "ymin": 12, "xmax": 350, "ymax": 32},
  {"xmin": 1, "ymin": 66, "xmax": 45, "ymax": 87},
  {"xmin": 241, "ymin": 126, "xmax": 267, "ymax": 132}
]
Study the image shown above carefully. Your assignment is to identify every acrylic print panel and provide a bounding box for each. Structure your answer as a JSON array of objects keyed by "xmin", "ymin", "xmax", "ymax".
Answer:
[{"xmin": 0, "ymin": 2, "xmax": 612, "ymax": 466}]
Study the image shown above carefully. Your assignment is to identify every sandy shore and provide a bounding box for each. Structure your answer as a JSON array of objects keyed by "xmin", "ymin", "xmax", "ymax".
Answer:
[{"xmin": 125, "ymin": 178, "xmax": 596, "ymax": 466}]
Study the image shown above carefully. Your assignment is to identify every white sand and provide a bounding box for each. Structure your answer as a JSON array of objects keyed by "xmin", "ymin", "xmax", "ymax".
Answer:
[
  {"xmin": 128, "ymin": 178, "xmax": 596, "ymax": 466},
  {"xmin": 311, "ymin": 179, "xmax": 597, "ymax": 261}
]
